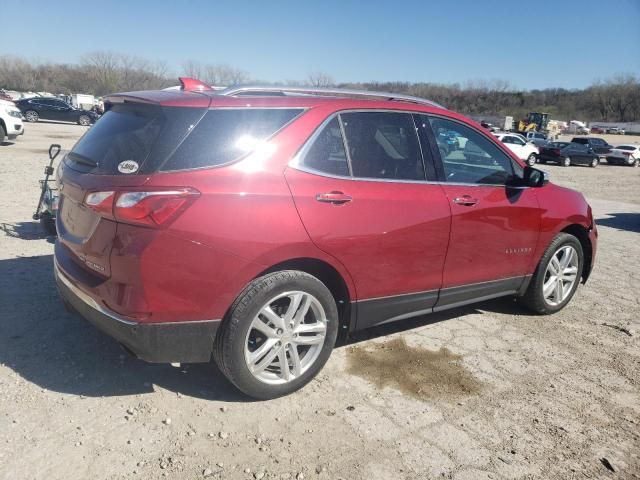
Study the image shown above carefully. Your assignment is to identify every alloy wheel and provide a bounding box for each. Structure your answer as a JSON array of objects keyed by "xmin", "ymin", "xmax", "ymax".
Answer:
[
  {"xmin": 79, "ymin": 115, "xmax": 91, "ymax": 126},
  {"xmin": 25, "ymin": 111, "xmax": 38, "ymax": 122},
  {"xmin": 543, "ymin": 245, "xmax": 579, "ymax": 306},
  {"xmin": 244, "ymin": 291, "xmax": 327, "ymax": 385},
  {"xmin": 563, "ymin": 157, "xmax": 571, "ymax": 167}
]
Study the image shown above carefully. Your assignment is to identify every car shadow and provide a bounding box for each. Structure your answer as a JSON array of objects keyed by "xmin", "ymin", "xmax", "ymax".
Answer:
[
  {"xmin": 1, "ymin": 221, "xmax": 55, "ymax": 242},
  {"xmin": 0, "ymin": 254, "xmax": 527, "ymax": 402},
  {"xmin": 0, "ymin": 254, "xmax": 246, "ymax": 402},
  {"xmin": 597, "ymin": 213, "xmax": 640, "ymax": 233}
]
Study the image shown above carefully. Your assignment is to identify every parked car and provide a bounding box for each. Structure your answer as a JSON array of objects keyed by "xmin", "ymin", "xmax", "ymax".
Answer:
[
  {"xmin": 606, "ymin": 127, "xmax": 625, "ymax": 135},
  {"xmin": 15, "ymin": 97, "xmax": 99, "ymax": 125},
  {"xmin": 570, "ymin": 137, "xmax": 613, "ymax": 157},
  {"xmin": 538, "ymin": 142, "xmax": 600, "ymax": 167},
  {"xmin": 54, "ymin": 80, "xmax": 597, "ymax": 399},
  {"xmin": 493, "ymin": 133, "xmax": 539, "ymax": 166},
  {"xmin": 524, "ymin": 131, "xmax": 549, "ymax": 148},
  {"xmin": 0, "ymin": 98, "xmax": 25, "ymax": 142},
  {"xmin": 590, "ymin": 126, "xmax": 606, "ymax": 134},
  {"xmin": 606, "ymin": 144, "xmax": 640, "ymax": 167}
]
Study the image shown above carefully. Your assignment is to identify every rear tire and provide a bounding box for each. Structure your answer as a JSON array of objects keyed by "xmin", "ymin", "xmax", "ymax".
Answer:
[
  {"xmin": 24, "ymin": 110, "xmax": 39, "ymax": 123},
  {"xmin": 518, "ymin": 233, "xmax": 583, "ymax": 314},
  {"xmin": 590, "ymin": 157, "xmax": 599, "ymax": 168},
  {"xmin": 214, "ymin": 270, "xmax": 339, "ymax": 399},
  {"xmin": 0, "ymin": 123, "xmax": 6, "ymax": 143},
  {"xmin": 631, "ymin": 158, "xmax": 639, "ymax": 168},
  {"xmin": 562, "ymin": 157, "xmax": 571, "ymax": 167}
]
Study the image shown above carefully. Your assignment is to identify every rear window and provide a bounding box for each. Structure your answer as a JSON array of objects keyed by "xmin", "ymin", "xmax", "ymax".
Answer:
[
  {"xmin": 66, "ymin": 105, "xmax": 303, "ymax": 174},
  {"xmin": 161, "ymin": 108, "xmax": 303, "ymax": 171}
]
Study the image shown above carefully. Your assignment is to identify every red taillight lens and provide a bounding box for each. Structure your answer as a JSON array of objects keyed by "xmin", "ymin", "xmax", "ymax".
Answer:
[
  {"xmin": 552, "ymin": 149, "xmax": 561, "ymax": 155},
  {"xmin": 622, "ymin": 152, "xmax": 631, "ymax": 156},
  {"xmin": 84, "ymin": 188, "xmax": 199, "ymax": 227}
]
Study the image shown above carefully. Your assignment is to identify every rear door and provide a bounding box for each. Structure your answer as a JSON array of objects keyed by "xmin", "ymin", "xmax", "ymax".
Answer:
[
  {"xmin": 422, "ymin": 115, "xmax": 542, "ymax": 308},
  {"xmin": 285, "ymin": 111, "xmax": 451, "ymax": 329}
]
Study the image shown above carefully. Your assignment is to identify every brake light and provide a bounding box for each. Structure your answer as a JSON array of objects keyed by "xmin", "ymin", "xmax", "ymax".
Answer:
[
  {"xmin": 553, "ymin": 149, "xmax": 561, "ymax": 155},
  {"xmin": 621, "ymin": 151, "xmax": 631, "ymax": 156},
  {"xmin": 84, "ymin": 188, "xmax": 199, "ymax": 227}
]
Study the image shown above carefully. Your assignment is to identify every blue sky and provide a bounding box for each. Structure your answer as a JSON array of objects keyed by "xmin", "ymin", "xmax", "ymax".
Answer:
[{"xmin": 2, "ymin": 0, "xmax": 639, "ymax": 90}]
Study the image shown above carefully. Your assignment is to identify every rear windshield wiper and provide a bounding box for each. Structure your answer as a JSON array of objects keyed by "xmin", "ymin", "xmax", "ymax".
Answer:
[{"xmin": 67, "ymin": 152, "xmax": 98, "ymax": 167}]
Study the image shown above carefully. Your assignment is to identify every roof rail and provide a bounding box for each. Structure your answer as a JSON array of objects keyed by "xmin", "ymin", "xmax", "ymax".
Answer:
[{"xmin": 217, "ymin": 85, "xmax": 446, "ymax": 109}]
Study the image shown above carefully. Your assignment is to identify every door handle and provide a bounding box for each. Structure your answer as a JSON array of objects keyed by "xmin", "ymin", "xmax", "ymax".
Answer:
[
  {"xmin": 453, "ymin": 195, "xmax": 479, "ymax": 206},
  {"xmin": 316, "ymin": 191, "xmax": 353, "ymax": 205}
]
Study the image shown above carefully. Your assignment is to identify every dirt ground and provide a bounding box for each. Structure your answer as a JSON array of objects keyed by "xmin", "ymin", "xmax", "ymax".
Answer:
[{"xmin": 1, "ymin": 122, "xmax": 639, "ymax": 480}]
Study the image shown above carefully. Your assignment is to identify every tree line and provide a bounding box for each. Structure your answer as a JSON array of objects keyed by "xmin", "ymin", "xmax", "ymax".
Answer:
[{"xmin": 1, "ymin": 52, "xmax": 638, "ymax": 122}]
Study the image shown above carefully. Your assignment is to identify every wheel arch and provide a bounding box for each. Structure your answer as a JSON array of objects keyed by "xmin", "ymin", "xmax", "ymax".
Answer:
[
  {"xmin": 256, "ymin": 257, "xmax": 354, "ymax": 334},
  {"xmin": 561, "ymin": 223, "xmax": 592, "ymax": 283}
]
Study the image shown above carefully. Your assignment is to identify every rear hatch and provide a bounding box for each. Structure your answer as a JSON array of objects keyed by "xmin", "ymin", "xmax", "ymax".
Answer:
[
  {"xmin": 56, "ymin": 100, "xmax": 210, "ymax": 280},
  {"xmin": 56, "ymin": 94, "xmax": 305, "ymax": 284}
]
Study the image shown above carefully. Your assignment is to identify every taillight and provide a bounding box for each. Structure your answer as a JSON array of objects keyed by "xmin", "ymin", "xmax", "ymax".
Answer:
[
  {"xmin": 553, "ymin": 149, "xmax": 561, "ymax": 155},
  {"xmin": 84, "ymin": 188, "xmax": 199, "ymax": 227},
  {"xmin": 85, "ymin": 191, "xmax": 115, "ymax": 218},
  {"xmin": 622, "ymin": 152, "xmax": 631, "ymax": 156}
]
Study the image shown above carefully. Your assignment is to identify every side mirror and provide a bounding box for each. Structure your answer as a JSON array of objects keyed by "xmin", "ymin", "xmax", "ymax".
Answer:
[
  {"xmin": 49, "ymin": 144, "xmax": 61, "ymax": 161},
  {"xmin": 523, "ymin": 166, "xmax": 549, "ymax": 188}
]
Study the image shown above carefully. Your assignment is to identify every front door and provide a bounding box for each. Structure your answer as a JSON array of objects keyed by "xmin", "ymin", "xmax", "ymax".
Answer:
[
  {"xmin": 423, "ymin": 115, "xmax": 542, "ymax": 308},
  {"xmin": 285, "ymin": 111, "xmax": 451, "ymax": 329}
]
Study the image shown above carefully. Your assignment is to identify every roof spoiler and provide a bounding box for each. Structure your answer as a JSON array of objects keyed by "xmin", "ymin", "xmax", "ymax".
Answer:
[{"xmin": 179, "ymin": 77, "xmax": 213, "ymax": 92}]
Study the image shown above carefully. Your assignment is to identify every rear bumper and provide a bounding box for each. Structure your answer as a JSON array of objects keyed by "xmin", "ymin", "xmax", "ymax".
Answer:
[{"xmin": 54, "ymin": 261, "xmax": 220, "ymax": 363}]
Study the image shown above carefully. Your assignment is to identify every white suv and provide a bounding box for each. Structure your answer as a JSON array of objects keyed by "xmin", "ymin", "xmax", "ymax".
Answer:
[{"xmin": 0, "ymin": 99, "xmax": 24, "ymax": 143}]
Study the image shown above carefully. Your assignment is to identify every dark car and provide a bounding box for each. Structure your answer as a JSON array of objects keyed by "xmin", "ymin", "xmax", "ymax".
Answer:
[
  {"xmin": 539, "ymin": 141, "xmax": 600, "ymax": 167},
  {"xmin": 570, "ymin": 137, "xmax": 613, "ymax": 157},
  {"xmin": 15, "ymin": 97, "xmax": 99, "ymax": 125},
  {"xmin": 54, "ymin": 79, "xmax": 597, "ymax": 399}
]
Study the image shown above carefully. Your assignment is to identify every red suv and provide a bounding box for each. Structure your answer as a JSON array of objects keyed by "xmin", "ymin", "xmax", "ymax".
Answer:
[{"xmin": 54, "ymin": 79, "xmax": 597, "ymax": 399}]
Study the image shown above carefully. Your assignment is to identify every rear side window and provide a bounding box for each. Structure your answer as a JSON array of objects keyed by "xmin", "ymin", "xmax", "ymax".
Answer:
[
  {"xmin": 341, "ymin": 112, "xmax": 425, "ymax": 181},
  {"xmin": 300, "ymin": 117, "xmax": 349, "ymax": 176},
  {"xmin": 161, "ymin": 108, "xmax": 303, "ymax": 171},
  {"xmin": 572, "ymin": 138, "xmax": 587, "ymax": 144}
]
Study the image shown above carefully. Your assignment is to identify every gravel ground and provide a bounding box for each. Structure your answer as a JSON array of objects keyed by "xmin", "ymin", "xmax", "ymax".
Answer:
[{"xmin": 1, "ymin": 122, "xmax": 639, "ymax": 480}]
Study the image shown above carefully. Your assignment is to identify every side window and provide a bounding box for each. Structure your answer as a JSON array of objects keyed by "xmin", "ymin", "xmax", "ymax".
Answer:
[
  {"xmin": 162, "ymin": 108, "xmax": 303, "ymax": 171},
  {"xmin": 340, "ymin": 112, "xmax": 425, "ymax": 181},
  {"xmin": 427, "ymin": 116, "xmax": 515, "ymax": 185},
  {"xmin": 300, "ymin": 117, "xmax": 349, "ymax": 176},
  {"xmin": 511, "ymin": 136, "xmax": 525, "ymax": 146}
]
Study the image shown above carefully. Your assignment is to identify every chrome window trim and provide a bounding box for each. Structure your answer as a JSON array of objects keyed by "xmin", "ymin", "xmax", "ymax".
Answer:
[{"xmin": 289, "ymin": 109, "xmax": 531, "ymax": 189}]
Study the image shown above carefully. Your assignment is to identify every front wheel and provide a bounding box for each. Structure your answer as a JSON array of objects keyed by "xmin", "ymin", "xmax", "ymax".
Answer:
[
  {"xmin": 24, "ymin": 110, "xmax": 39, "ymax": 123},
  {"xmin": 78, "ymin": 115, "xmax": 91, "ymax": 126},
  {"xmin": 590, "ymin": 157, "xmax": 599, "ymax": 168},
  {"xmin": 518, "ymin": 233, "xmax": 583, "ymax": 314},
  {"xmin": 526, "ymin": 153, "xmax": 537, "ymax": 167},
  {"xmin": 214, "ymin": 271, "xmax": 339, "ymax": 399},
  {"xmin": 562, "ymin": 156, "xmax": 571, "ymax": 167}
]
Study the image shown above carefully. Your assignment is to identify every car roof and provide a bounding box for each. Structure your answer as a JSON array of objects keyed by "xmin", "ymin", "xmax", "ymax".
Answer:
[{"xmin": 104, "ymin": 87, "xmax": 452, "ymax": 115}]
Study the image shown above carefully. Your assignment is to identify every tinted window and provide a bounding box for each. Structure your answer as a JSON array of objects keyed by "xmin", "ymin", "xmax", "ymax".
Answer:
[
  {"xmin": 68, "ymin": 103, "xmax": 167, "ymax": 173},
  {"xmin": 300, "ymin": 117, "xmax": 349, "ymax": 176},
  {"xmin": 162, "ymin": 108, "xmax": 303, "ymax": 171},
  {"xmin": 428, "ymin": 117, "xmax": 515, "ymax": 185},
  {"xmin": 341, "ymin": 112, "xmax": 425, "ymax": 180},
  {"xmin": 572, "ymin": 138, "xmax": 587, "ymax": 144},
  {"xmin": 591, "ymin": 138, "xmax": 605, "ymax": 146},
  {"xmin": 617, "ymin": 146, "xmax": 635, "ymax": 151}
]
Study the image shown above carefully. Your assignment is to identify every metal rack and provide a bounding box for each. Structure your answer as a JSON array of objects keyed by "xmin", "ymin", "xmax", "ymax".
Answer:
[{"xmin": 217, "ymin": 85, "xmax": 445, "ymax": 109}]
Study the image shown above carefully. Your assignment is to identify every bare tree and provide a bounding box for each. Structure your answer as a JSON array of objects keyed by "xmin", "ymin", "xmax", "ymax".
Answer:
[{"xmin": 307, "ymin": 72, "xmax": 334, "ymax": 88}]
